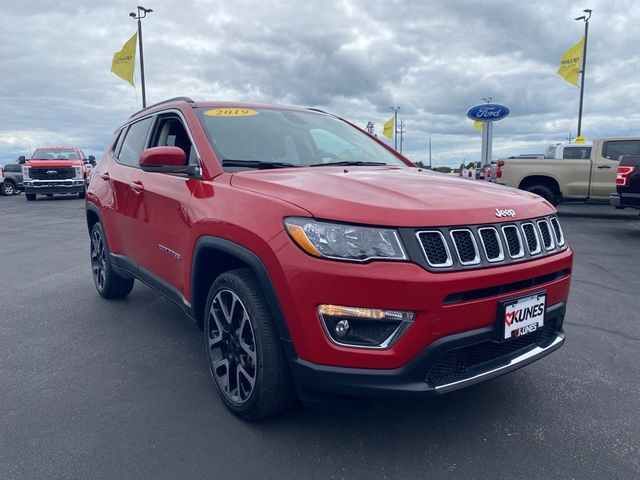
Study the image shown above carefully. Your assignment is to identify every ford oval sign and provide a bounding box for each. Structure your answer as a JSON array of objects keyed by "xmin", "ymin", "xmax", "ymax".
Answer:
[{"xmin": 466, "ymin": 103, "xmax": 510, "ymax": 122}]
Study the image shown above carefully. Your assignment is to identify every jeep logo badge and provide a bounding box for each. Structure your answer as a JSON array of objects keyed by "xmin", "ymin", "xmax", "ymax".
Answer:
[{"xmin": 495, "ymin": 208, "xmax": 516, "ymax": 218}]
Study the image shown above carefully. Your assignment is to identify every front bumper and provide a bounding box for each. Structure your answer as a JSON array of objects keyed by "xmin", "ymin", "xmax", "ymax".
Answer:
[
  {"xmin": 24, "ymin": 179, "xmax": 85, "ymax": 195},
  {"xmin": 291, "ymin": 303, "xmax": 566, "ymax": 401}
]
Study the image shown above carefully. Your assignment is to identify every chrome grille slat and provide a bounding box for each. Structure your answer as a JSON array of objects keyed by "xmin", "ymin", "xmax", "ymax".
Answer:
[
  {"xmin": 521, "ymin": 222, "xmax": 541, "ymax": 255},
  {"xmin": 450, "ymin": 229, "xmax": 480, "ymax": 265},
  {"xmin": 537, "ymin": 220, "xmax": 554, "ymax": 250},
  {"xmin": 478, "ymin": 227, "xmax": 504, "ymax": 262},
  {"xmin": 416, "ymin": 231, "xmax": 453, "ymax": 267},
  {"xmin": 414, "ymin": 215, "xmax": 566, "ymax": 271},
  {"xmin": 502, "ymin": 225, "xmax": 525, "ymax": 259}
]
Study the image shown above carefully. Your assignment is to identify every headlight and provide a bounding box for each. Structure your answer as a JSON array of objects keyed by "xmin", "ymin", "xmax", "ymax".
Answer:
[
  {"xmin": 284, "ymin": 217, "xmax": 407, "ymax": 262},
  {"xmin": 74, "ymin": 166, "xmax": 83, "ymax": 178},
  {"xmin": 22, "ymin": 166, "xmax": 30, "ymax": 180}
]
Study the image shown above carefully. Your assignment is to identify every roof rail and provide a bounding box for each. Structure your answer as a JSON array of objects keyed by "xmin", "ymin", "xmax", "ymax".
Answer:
[
  {"xmin": 130, "ymin": 96, "xmax": 195, "ymax": 118},
  {"xmin": 306, "ymin": 107, "xmax": 329, "ymax": 114}
]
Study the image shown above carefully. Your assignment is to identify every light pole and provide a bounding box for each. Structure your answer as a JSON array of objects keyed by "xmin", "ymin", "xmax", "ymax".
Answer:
[
  {"xmin": 389, "ymin": 106, "xmax": 400, "ymax": 150},
  {"xmin": 574, "ymin": 8, "xmax": 592, "ymax": 138},
  {"xmin": 130, "ymin": 5, "xmax": 154, "ymax": 108}
]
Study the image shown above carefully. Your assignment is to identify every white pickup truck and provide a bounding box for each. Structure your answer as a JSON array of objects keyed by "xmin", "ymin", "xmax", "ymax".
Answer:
[{"xmin": 496, "ymin": 137, "xmax": 640, "ymax": 205}]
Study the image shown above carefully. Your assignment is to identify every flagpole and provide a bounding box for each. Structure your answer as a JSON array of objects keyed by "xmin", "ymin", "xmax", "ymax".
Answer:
[
  {"xmin": 130, "ymin": 6, "xmax": 154, "ymax": 109},
  {"xmin": 575, "ymin": 9, "xmax": 592, "ymax": 137},
  {"xmin": 389, "ymin": 106, "xmax": 400, "ymax": 150}
]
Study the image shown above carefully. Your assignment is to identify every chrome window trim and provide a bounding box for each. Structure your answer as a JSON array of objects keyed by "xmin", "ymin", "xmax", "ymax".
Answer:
[
  {"xmin": 415, "ymin": 230, "xmax": 453, "ymax": 268},
  {"xmin": 501, "ymin": 225, "xmax": 525, "ymax": 259},
  {"xmin": 478, "ymin": 226, "xmax": 505, "ymax": 262},
  {"xmin": 449, "ymin": 229, "xmax": 481, "ymax": 265}
]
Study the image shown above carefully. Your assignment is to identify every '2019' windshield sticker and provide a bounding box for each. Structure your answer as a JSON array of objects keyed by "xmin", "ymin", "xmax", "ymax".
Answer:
[{"xmin": 204, "ymin": 108, "xmax": 259, "ymax": 117}]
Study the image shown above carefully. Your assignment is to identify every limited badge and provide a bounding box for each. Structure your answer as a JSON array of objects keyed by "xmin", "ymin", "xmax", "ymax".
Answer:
[{"xmin": 204, "ymin": 108, "xmax": 259, "ymax": 117}]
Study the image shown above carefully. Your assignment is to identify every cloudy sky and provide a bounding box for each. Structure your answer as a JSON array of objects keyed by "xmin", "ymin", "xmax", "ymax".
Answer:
[{"xmin": 1, "ymin": 0, "xmax": 638, "ymax": 167}]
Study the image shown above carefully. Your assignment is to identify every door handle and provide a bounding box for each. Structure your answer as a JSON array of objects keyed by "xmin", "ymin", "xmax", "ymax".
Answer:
[
  {"xmin": 99, "ymin": 172, "xmax": 111, "ymax": 180},
  {"xmin": 597, "ymin": 165, "xmax": 611, "ymax": 169},
  {"xmin": 129, "ymin": 181, "xmax": 144, "ymax": 193}
]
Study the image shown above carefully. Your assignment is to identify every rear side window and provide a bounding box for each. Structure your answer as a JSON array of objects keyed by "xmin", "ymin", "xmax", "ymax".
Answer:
[
  {"xmin": 563, "ymin": 146, "xmax": 591, "ymax": 159},
  {"xmin": 602, "ymin": 140, "xmax": 640, "ymax": 160},
  {"xmin": 118, "ymin": 117, "xmax": 153, "ymax": 167}
]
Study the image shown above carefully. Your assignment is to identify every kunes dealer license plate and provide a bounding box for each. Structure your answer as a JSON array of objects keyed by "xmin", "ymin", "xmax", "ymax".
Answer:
[{"xmin": 501, "ymin": 293, "xmax": 546, "ymax": 340}]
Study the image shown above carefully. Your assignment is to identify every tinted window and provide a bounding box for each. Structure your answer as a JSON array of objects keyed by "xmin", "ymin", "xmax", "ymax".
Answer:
[
  {"xmin": 602, "ymin": 140, "xmax": 640, "ymax": 160},
  {"xmin": 32, "ymin": 148, "xmax": 79, "ymax": 160},
  {"xmin": 4, "ymin": 164, "xmax": 21, "ymax": 172},
  {"xmin": 563, "ymin": 146, "xmax": 591, "ymax": 159},
  {"xmin": 118, "ymin": 117, "xmax": 153, "ymax": 167}
]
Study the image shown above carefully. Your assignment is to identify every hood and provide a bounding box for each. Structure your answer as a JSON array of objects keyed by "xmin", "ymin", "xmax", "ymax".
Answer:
[
  {"xmin": 27, "ymin": 160, "xmax": 82, "ymax": 168},
  {"xmin": 230, "ymin": 166, "xmax": 555, "ymax": 227}
]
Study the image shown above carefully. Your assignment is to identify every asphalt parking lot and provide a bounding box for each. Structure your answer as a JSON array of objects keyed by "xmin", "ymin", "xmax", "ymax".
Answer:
[{"xmin": 1, "ymin": 194, "xmax": 639, "ymax": 480}]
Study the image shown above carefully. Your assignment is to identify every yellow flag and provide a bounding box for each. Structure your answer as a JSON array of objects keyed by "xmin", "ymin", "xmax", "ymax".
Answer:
[
  {"xmin": 111, "ymin": 32, "xmax": 137, "ymax": 87},
  {"xmin": 556, "ymin": 36, "xmax": 584, "ymax": 87},
  {"xmin": 382, "ymin": 116, "xmax": 394, "ymax": 139},
  {"xmin": 473, "ymin": 120, "xmax": 483, "ymax": 132}
]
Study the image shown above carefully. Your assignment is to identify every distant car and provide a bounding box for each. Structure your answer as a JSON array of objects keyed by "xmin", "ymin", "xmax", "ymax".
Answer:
[
  {"xmin": 610, "ymin": 155, "xmax": 640, "ymax": 210},
  {"xmin": 1, "ymin": 163, "xmax": 24, "ymax": 195},
  {"xmin": 21, "ymin": 147, "xmax": 95, "ymax": 201}
]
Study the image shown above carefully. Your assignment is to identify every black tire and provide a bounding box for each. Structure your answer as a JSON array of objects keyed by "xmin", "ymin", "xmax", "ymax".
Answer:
[
  {"xmin": 524, "ymin": 184, "xmax": 560, "ymax": 206},
  {"xmin": 79, "ymin": 189, "xmax": 86, "ymax": 199},
  {"xmin": 204, "ymin": 269, "xmax": 296, "ymax": 420},
  {"xmin": 46, "ymin": 194, "xmax": 53, "ymax": 198},
  {"xmin": 90, "ymin": 222, "xmax": 135, "ymax": 299},
  {"xmin": 25, "ymin": 193, "xmax": 36, "ymax": 201},
  {"xmin": 1, "ymin": 181, "xmax": 16, "ymax": 196}
]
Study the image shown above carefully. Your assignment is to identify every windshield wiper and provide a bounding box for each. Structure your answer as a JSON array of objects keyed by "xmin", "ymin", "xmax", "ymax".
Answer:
[
  {"xmin": 309, "ymin": 160, "xmax": 388, "ymax": 167},
  {"xmin": 222, "ymin": 159, "xmax": 298, "ymax": 170}
]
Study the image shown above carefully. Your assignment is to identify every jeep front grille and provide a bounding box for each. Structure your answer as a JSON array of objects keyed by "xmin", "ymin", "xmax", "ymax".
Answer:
[{"xmin": 412, "ymin": 215, "xmax": 567, "ymax": 272}]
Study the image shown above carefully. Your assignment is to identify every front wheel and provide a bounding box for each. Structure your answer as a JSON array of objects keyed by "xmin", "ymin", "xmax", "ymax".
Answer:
[
  {"xmin": 78, "ymin": 188, "xmax": 86, "ymax": 199},
  {"xmin": 90, "ymin": 222, "xmax": 134, "ymax": 299},
  {"xmin": 204, "ymin": 269, "xmax": 296, "ymax": 420},
  {"xmin": 25, "ymin": 193, "xmax": 36, "ymax": 201},
  {"xmin": 1, "ymin": 181, "xmax": 16, "ymax": 196}
]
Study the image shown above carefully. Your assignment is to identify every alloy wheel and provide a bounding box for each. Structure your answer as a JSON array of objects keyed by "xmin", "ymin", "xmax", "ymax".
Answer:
[
  {"xmin": 91, "ymin": 229, "xmax": 107, "ymax": 291},
  {"xmin": 207, "ymin": 289, "xmax": 257, "ymax": 405},
  {"xmin": 2, "ymin": 182, "xmax": 15, "ymax": 195}
]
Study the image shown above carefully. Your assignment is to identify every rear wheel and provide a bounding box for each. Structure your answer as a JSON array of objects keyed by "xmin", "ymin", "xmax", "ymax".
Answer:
[
  {"xmin": 90, "ymin": 222, "xmax": 134, "ymax": 299},
  {"xmin": 1, "ymin": 181, "xmax": 16, "ymax": 196},
  {"xmin": 524, "ymin": 184, "xmax": 560, "ymax": 206},
  {"xmin": 25, "ymin": 193, "xmax": 36, "ymax": 201},
  {"xmin": 204, "ymin": 269, "xmax": 296, "ymax": 420}
]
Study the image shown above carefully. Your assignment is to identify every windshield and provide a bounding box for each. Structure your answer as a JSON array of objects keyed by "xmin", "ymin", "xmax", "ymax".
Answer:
[
  {"xmin": 32, "ymin": 148, "xmax": 80, "ymax": 160},
  {"xmin": 196, "ymin": 107, "xmax": 407, "ymax": 168}
]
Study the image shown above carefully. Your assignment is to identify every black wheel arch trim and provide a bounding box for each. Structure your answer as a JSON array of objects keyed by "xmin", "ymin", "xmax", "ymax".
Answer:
[{"xmin": 192, "ymin": 236, "xmax": 297, "ymax": 360}]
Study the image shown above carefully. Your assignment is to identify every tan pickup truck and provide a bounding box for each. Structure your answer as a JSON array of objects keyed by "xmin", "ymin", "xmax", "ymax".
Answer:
[{"xmin": 496, "ymin": 137, "xmax": 640, "ymax": 205}]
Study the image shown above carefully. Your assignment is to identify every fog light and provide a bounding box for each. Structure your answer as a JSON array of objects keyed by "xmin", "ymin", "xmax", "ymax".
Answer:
[
  {"xmin": 318, "ymin": 304, "xmax": 415, "ymax": 349},
  {"xmin": 334, "ymin": 319, "xmax": 350, "ymax": 337}
]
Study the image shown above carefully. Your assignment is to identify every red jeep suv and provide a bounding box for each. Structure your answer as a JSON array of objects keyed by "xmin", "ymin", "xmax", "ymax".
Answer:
[{"xmin": 86, "ymin": 97, "xmax": 573, "ymax": 420}]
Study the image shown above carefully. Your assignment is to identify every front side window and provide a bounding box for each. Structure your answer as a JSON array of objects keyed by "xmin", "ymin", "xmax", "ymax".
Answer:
[
  {"xmin": 150, "ymin": 115, "xmax": 198, "ymax": 165},
  {"xmin": 196, "ymin": 107, "xmax": 406, "ymax": 169},
  {"xmin": 118, "ymin": 117, "xmax": 153, "ymax": 167},
  {"xmin": 602, "ymin": 140, "xmax": 640, "ymax": 160}
]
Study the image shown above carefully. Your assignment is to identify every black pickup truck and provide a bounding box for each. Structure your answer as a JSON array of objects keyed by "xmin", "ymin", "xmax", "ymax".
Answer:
[{"xmin": 610, "ymin": 155, "xmax": 640, "ymax": 210}]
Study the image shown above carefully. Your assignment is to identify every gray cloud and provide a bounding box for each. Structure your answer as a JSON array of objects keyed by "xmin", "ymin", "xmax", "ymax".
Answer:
[{"xmin": 1, "ymin": 0, "xmax": 638, "ymax": 167}]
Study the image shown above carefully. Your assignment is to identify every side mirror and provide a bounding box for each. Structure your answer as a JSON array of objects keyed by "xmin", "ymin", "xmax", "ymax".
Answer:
[
  {"xmin": 88, "ymin": 155, "xmax": 96, "ymax": 165},
  {"xmin": 139, "ymin": 146, "xmax": 196, "ymax": 174},
  {"xmin": 18, "ymin": 155, "xmax": 26, "ymax": 164}
]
